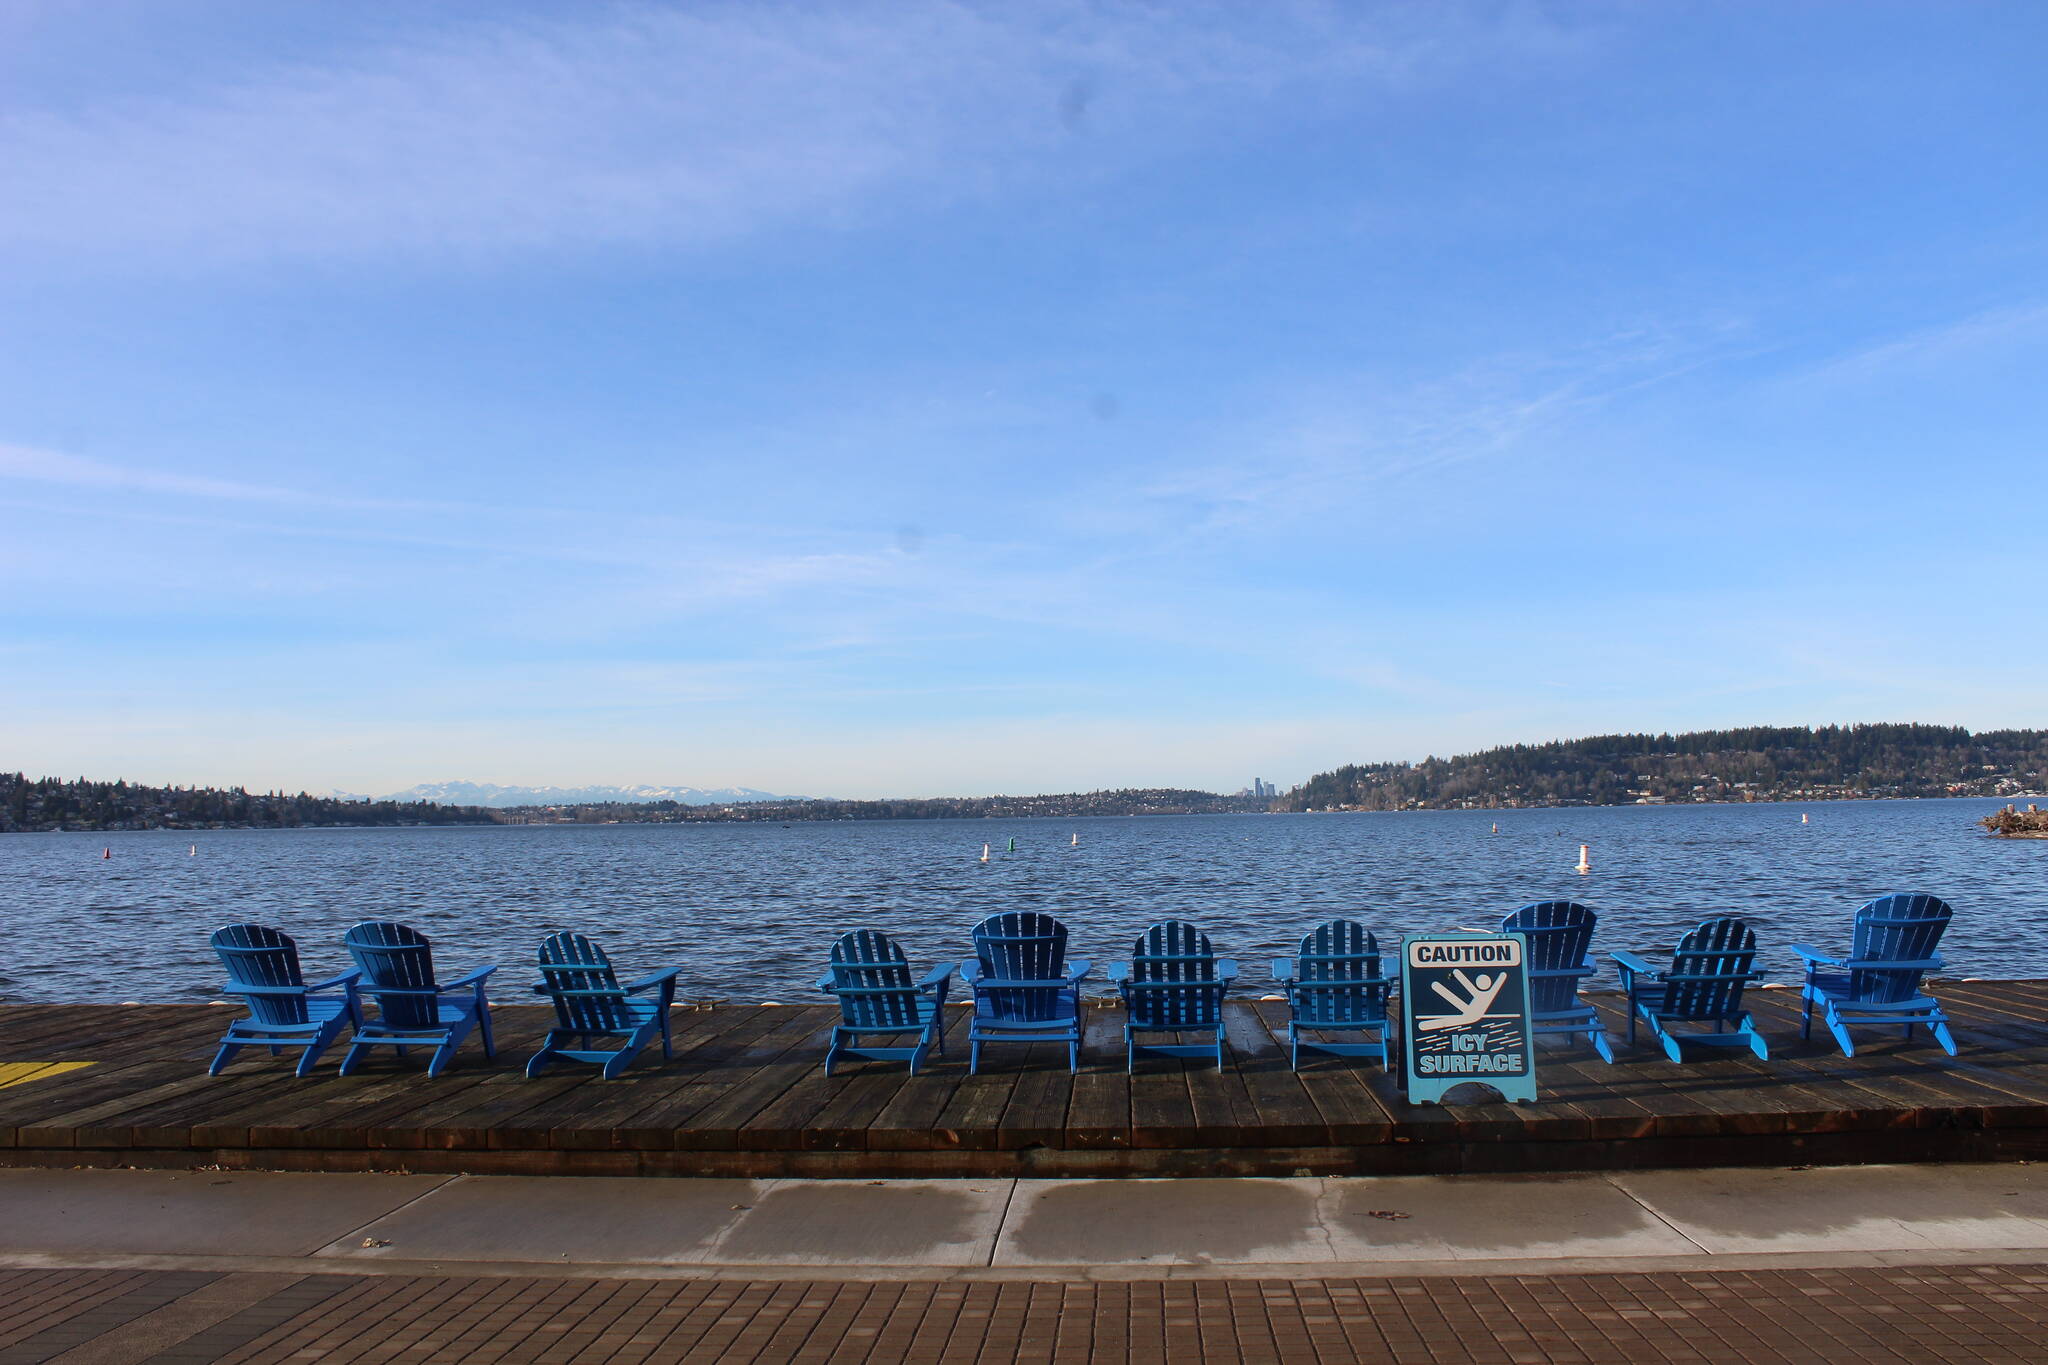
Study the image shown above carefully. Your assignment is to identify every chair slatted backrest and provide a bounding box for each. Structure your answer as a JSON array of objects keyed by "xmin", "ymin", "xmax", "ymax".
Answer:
[
  {"xmin": 344, "ymin": 921, "xmax": 440, "ymax": 1030},
  {"xmin": 1127, "ymin": 920, "xmax": 1222, "ymax": 1029},
  {"xmin": 1291, "ymin": 919, "xmax": 1384, "ymax": 1026},
  {"xmin": 211, "ymin": 924, "xmax": 309, "ymax": 1026},
  {"xmin": 1502, "ymin": 901, "xmax": 1597, "ymax": 1015},
  {"xmin": 1848, "ymin": 893, "xmax": 1954, "ymax": 1003},
  {"xmin": 1661, "ymin": 917, "xmax": 1758, "ymax": 1021},
  {"xmin": 971, "ymin": 912, "xmax": 1071, "ymax": 1023},
  {"xmin": 827, "ymin": 930, "xmax": 923, "ymax": 1030},
  {"xmin": 536, "ymin": 931, "xmax": 633, "ymax": 1033}
]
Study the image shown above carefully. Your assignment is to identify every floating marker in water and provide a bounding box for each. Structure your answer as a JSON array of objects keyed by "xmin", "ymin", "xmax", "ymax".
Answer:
[
  {"xmin": 1576, "ymin": 844, "xmax": 1591, "ymax": 874},
  {"xmin": 1801, "ymin": 812, "xmax": 1809, "ymax": 824},
  {"xmin": 980, "ymin": 843, "xmax": 990, "ymax": 863},
  {"xmin": 189, "ymin": 844, "xmax": 197, "ymax": 856},
  {"xmin": 1071, "ymin": 832, "xmax": 1078, "ymax": 846},
  {"xmin": 101, "ymin": 847, "xmax": 111, "ymax": 860},
  {"xmin": 1491, "ymin": 822, "xmax": 1499, "ymax": 834}
]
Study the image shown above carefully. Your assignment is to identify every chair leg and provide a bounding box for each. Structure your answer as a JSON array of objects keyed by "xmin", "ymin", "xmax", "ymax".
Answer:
[
  {"xmin": 1589, "ymin": 1027, "xmax": 1615, "ymax": 1064},
  {"xmin": 1801, "ymin": 995, "xmax": 1815, "ymax": 1039},
  {"xmin": 1067, "ymin": 1040, "xmax": 1079, "ymax": 1073},
  {"xmin": 526, "ymin": 1049, "xmax": 554, "ymax": 1078},
  {"xmin": 1933, "ymin": 1018, "xmax": 1959, "ymax": 1056},
  {"xmin": 477, "ymin": 1003, "xmax": 497, "ymax": 1060},
  {"xmin": 296, "ymin": 1027, "xmax": 336, "ymax": 1078},
  {"xmin": 209, "ymin": 1041, "xmax": 239, "ymax": 1075},
  {"xmin": 1825, "ymin": 1004, "xmax": 1856, "ymax": 1058},
  {"xmin": 428, "ymin": 1039, "xmax": 459, "ymax": 1078},
  {"xmin": 338, "ymin": 1041, "xmax": 367, "ymax": 1077},
  {"xmin": 970, "ymin": 1038, "xmax": 982, "ymax": 1075}
]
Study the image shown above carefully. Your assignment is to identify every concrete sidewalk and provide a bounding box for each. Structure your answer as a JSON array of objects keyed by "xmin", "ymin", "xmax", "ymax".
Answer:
[{"xmin": 4, "ymin": 1163, "xmax": 2048, "ymax": 1280}]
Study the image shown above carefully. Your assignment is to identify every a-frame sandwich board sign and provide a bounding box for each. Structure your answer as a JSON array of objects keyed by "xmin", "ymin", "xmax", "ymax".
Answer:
[{"xmin": 1400, "ymin": 931, "xmax": 1537, "ymax": 1105}]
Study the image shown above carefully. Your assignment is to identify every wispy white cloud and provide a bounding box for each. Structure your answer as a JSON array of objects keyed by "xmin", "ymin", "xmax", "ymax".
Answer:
[
  {"xmin": 1078, "ymin": 321, "xmax": 1743, "ymax": 541},
  {"xmin": 0, "ymin": 441, "xmax": 309, "ymax": 502},
  {"xmin": 0, "ymin": 2, "xmax": 1583, "ymax": 264},
  {"xmin": 1794, "ymin": 302, "xmax": 2048, "ymax": 388}
]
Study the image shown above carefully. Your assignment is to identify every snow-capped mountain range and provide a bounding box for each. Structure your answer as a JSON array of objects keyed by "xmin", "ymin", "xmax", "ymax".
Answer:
[{"xmin": 369, "ymin": 781, "xmax": 796, "ymax": 808}]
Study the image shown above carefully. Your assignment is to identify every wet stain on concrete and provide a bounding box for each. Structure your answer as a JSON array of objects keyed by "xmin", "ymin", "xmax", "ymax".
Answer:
[
  {"xmin": 713, "ymin": 1184, "xmax": 990, "ymax": 1262},
  {"xmin": 1006, "ymin": 1180, "xmax": 1320, "ymax": 1264},
  {"xmin": 1329, "ymin": 1174, "xmax": 1666, "ymax": 1252}
]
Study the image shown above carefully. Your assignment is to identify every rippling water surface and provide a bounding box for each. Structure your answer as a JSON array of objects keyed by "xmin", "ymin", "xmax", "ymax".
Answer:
[{"xmin": 3, "ymin": 798, "xmax": 2042, "ymax": 1002}]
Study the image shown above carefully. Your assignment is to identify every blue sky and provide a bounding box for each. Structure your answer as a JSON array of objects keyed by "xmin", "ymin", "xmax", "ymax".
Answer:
[{"xmin": 2, "ymin": 1, "xmax": 2044, "ymax": 799}]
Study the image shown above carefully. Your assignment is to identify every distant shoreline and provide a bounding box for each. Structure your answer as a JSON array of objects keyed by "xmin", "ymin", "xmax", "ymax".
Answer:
[{"xmin": 9, "ymin": 791, "xmax": 2033, "ymax": 835}]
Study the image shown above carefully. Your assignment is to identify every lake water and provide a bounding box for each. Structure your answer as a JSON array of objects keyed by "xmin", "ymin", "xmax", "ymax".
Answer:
[{"xmin": 2, "ymin": 797, "xmax": 2042, "ymax": 1002}]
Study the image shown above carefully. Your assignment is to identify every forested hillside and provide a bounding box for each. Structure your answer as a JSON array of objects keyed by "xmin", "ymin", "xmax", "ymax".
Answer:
[
  {"xmin": 1284, "ymin": 724, "xmax": 2048, "ymax": 811},
  {"xmin": 1, "ymin": 773, "xmax": 495, "ymax": 832},
  {"xmin": 498, "ymin": 788, "xmax": 1269, "ymax": 823}
]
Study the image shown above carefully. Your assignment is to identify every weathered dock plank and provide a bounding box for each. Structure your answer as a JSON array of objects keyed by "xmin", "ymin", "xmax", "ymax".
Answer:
[{"xmin": 0, "ymin": 985, "xmax": 2042, "ymax": 1177}]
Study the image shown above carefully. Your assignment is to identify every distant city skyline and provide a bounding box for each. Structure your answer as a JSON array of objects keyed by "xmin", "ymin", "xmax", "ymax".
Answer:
[{"xmin": 3, "ymin": 3, "xmax": 2044, "ymax": 798}]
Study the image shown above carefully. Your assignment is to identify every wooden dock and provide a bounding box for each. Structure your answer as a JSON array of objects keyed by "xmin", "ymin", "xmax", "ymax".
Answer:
[{"xmin": 3, "ymin": 982, "xmax": 2047, "ymax": 1178}]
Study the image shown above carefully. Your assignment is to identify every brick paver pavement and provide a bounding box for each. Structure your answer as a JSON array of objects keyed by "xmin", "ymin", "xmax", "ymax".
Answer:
[{"xmin": 2, "ymin": 1263, "xmax": 2046, "ymax": 1363}]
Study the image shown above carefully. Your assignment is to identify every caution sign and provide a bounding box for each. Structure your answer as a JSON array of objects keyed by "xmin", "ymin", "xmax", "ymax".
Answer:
[{"xmin": 1400, "ymin": 932, "xmax": 1536, "ymax": 1104}]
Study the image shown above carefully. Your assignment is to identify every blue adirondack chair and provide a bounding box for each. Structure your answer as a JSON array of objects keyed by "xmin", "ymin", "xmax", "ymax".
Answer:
[
  {"xmin": 207, "ymin": 924, "xmax": 362, "ymax": 1077},
  {"xmin": 1613, "ymin": 917, "xmax": 1769, "ymax": 1061},
  {"xmin": 1790, "ymin": 893, "xmax": 1958, "ymax": 1057},
  {"xmin": 526, "ymin": 931, "xmax": 682, "ymax": 1079},
  {"xmin": 1268, "ymin": 919, "xmax": 1391, "ymax": 1070},
  {"xmin": 816, "ymin": 929, "xmax": 953, "ymax": 1075},
  {"xmin": 961, "ymin": 912, "xmax": 1090, "ymax": 1073},
  {"xmin": 1501, "ymin": 901, "xmax": 1615, "ymax": 1063},
  {"xmin": 1109, "ymin": 920, "xmax": 1237, "ymax": 1071},
  {"xmin": 338, "ymin": 921, "xmax": 498, "ymax": 1077}
]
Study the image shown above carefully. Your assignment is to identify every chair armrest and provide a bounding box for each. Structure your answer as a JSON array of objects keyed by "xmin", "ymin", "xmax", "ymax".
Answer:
[
  {"xmin": 223, "ymin": 983, "xmax": 313, "ymax": 997},
  {"xmin": 306, "ymin": 971, "xmax": 361, "ymax": 993},
  {"xmin": 1610, "ymin": 950, "xmax": 1657, "ymax": 977},
  {"xmin": 916, "ymin": 964, "xmax": 954, "ymax": 992},
  {"xmin": 1787, "ymin": 944, "xmax": 1841, "ymax": 966},
  {"xmin": 1107, "ymin": 962, "xmax": 1131, "ymax": 985},
  {"xmin": 815, "ymin": 974, "xmax": 836, "ymax": 994},
  {"xmin": 626, "ymin": 968, "xmax": 682, "ymax": 994},
  {"xmin": 443, "ymin": 965, "xmax": 497, "ymax": 992},
  {"xmin": 1216, "ymin": 959, "xmax": 1239, "ymax": 985},
  {"xmin": 1064, "ymin": 958, "xmax": 1092, "ymax": 984},
  {"xmin": 1269, "ymin": 959, "xmax": 1296, "ymax": 983},
  {"xmin": 1843, "ymin": 956, "xmax": 1946, "ymax": 971},
  {"xmin": 959, "ymin": 960, "xmax": 984, "ymax": 984}
]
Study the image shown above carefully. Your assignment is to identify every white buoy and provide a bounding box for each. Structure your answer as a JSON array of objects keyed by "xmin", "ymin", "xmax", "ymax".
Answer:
[
  {"xmin": 189, "ymin": 844, "xmax": 197, "ymax": 856},
  {"xmin": 1071, "ymin": 832, "xmax": 1079, "ymax": 846},
  {"xmin": 980, "ymin": 843, "xmax": 990, "ymax": 863},
  {"xmin": 1801, "ymin": 812, "xmax": 1809, "ymax": 824},
  {"xmin": 1491, "ymin": 822, "xmax": 1499, "ymax": 834},
  {"xmin": 1576, "ymin": 844, "xmax": 1591, "ymax": 874}
]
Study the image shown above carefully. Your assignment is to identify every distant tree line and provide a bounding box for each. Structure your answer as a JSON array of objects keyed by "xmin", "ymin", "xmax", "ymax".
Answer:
[
  {"xmin": 498, "ymin": 788, "xmax": 1271, "ymax": 824},
  {"xmin": 1283, "ymin": 724, "xmax": 2048, "ymax": 812},
  {"xmin": 0, "ymin": 772, "xmax": 496, "ymax": 832}
]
